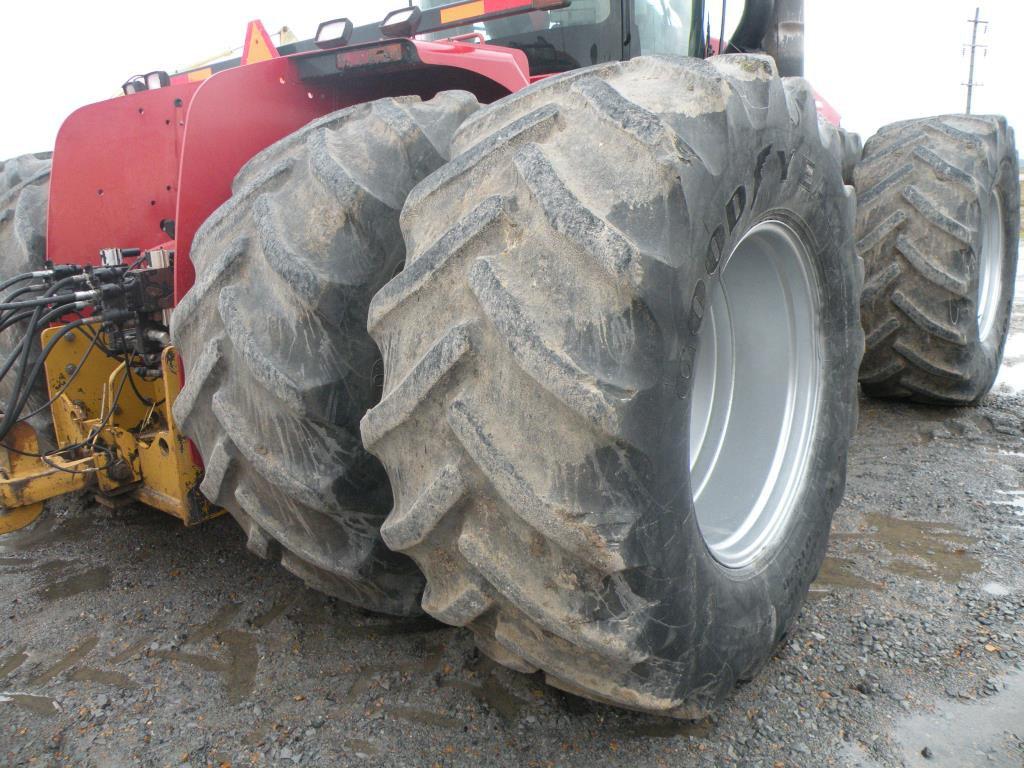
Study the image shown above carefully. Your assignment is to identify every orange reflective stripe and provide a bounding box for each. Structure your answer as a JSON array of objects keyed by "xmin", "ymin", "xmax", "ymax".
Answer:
[{"xmin": 440, "ymin": 0, "xmax": 486, "ymax": 24}]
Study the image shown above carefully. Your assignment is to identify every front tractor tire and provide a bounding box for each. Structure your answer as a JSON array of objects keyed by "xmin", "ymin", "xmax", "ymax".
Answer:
[
  {"xmin": 363, "ymin": 55, "xmax": 863, "ymax": 715},
  {"xmin": 171, "ymin": 93, "xmax": 479, "ymax": 616},
  {"xmin": 855, "ymin": 115, "xmax": 1019, "ymax": 404}
]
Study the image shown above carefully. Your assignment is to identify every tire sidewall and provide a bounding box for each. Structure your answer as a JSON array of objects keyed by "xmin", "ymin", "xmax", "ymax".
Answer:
[
  {"xmin": 640, "ymin": 109, "xmax": 860, "ymax": 691},
  {"xmin": 976, "ymin": 137, "xmax": 1020, "ymax": 395}
]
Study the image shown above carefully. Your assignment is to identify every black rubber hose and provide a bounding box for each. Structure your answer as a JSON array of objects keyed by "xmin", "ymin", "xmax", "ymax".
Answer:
[
  {"xmin": 0, "ymin": 291, "xmax": 89, "ymax": 311},
  {"xmin": 0, "ymin": 301, "xmax": 89, "ymax": 382},
  {"xmin": 0, "ymin": 271, "xmax": 44, "ymax": 296},
  {"xmin": 0, "ymin": 316, "xmax": 96, "ymax": 441},
  {"xmin": 0, "ymin": 282, "xmax": 44, "ymax": 304}
]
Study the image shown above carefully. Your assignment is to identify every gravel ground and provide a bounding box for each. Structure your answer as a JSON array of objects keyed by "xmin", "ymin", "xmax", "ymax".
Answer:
[{"xmin": 1, "ymin": 271, "xmax": 1023, "ymax": 767}]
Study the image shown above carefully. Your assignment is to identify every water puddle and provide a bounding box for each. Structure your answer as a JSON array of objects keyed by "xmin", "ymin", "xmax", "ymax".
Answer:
[
  {"xmin": 107, "ymin": 636, "xmax": 153, "ymax": 665},
  {"xmin": 388, "ymin": 705, "xmax": 462, "ymax": 729},
  {"xmin": 151, "ymin": 648, "xmax": 224, "ymax": 673},
  {"xmin": 813, "ymin": 556, "xmax": 884, "ymax": 593},
  {"xmin": 152, "ymin": 628, "xmax": 257, "ymax": 703},
  {"xmin": 334, "ymin": 616, "xmax": 446, "ymax": 640},
  {"xmin": 30, "ymin": 636, "xmax": 98, "ymax": 686},
  {"xmin": 893, "ymin": 668, "xmax": 1024, "ymax": 767},
  {"xmin": 0, "ymin": 512, "xmax": 93, "ymax": 553},
  {"xmin": 250, "ymin": 596, "xmax": 295, "ymax": 630},
  {"xmin": 990, "ymin": 490, "xmax": 1024, "ymax": 516},
  {"xmin": 618, "ymin": 716, "xmax": 713, "ymax": 739},
  {"xmin": 220, "ymin": 629, "xmax": 258, "ymax": 703},
  {"xmin": 337, "ymin": 647, "xmax": 446, "ymax": 711},
  {"xmin": 35, "ymin": 559, "xmax": 78, "ymax": 575},
  {"xmin": 344, "ymin": 738, "xmax": 379, "ymax": 756},
  {"xmin": 0, "ymin": 649, "xmax": 27, "ymax": 679},
  {"xmin": 834, "ymin": 513, "xmax": 981, "ymax": 584},
  {"xmin": 189, "ymin": 603, "xmax": 242, "ymax": 644},
  {"xmin": 37, "ymin": 565, "xmax": 111, "ymax": 601},
  {"xmin": 0, "ymin": 692, "xmax": 60, "ymax": 717},
  {"xmin": 69, "ymin": 666, "xmax": 138, "ymax": 689},
  {"xmin": 442, "ymin": 675, "xmax": 529, "ymax": 721}
]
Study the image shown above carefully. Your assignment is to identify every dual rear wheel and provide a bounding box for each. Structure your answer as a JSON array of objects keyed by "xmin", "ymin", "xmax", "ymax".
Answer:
[{"xmin": 176, "ymin": 57, "xmax": 1016, "ymax": 714}]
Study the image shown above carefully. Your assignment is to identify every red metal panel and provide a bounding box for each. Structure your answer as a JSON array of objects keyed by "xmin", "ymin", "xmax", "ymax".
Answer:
[
  {"xmin": 414, "ymin": 39, "xmax": 530, "ymax": 94},
  {"xmin": 173, "ymin": 57, "xmax": 342, "ymax": 302},
  {"xmin": 48, "ymin": 82, "xmax": 201, "ymax": 267},
  {"xmin": 49, "ymin": 36, "xmax": 533, "ymax": 303},
  {"xmin": 173, "ymin": 40, "xmax": 530, "ymax": 302}
]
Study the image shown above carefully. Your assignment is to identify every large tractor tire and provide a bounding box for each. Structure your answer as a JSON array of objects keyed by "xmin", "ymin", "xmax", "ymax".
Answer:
[
  {"xmin": 0, "ymin": 154, "xmax": 55, "ymax": 450},
  {"xmin": 855, "ymin": 115, "xmax": 1019, "ymax": 404},
  {"xmin": 819, "ymin": 119, "xmax": 862, "ymax": 186},
  {"xmin": 363, "ymin": 55, "xmax": 862, "ymax": 715},
  {"xmin": 171, "ymin": 93, "xmax": 479, "ymax": 616}
]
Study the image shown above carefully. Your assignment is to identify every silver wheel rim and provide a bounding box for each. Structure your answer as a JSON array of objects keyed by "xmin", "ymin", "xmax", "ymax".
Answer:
[
  {"xmin": 689, "ymin": 220, "xmax": 824, "ymax": 569},
  {"xmin": 977, "ymin": 189, "xmax": 1004, "ymax": 340}
]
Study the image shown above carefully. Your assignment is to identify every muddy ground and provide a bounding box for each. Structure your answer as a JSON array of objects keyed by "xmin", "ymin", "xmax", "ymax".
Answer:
[{"xmin": 1, "ymin": 272, "xmax": 1023, "ymax": 768}]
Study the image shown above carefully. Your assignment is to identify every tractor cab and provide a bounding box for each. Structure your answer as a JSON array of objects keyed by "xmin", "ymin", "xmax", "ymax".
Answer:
[{"xmin": 415, "ymin": 0, "xmax": 703, "ymax": 73}]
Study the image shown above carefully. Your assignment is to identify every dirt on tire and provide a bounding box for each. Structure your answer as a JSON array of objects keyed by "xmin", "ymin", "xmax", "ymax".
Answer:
[
  {"xmin": 0, "ymin": 153, "xmax": 55, "ymax": 450},
  {"xmin": 362, "ymin": 55, "xmax": 862, "ymax": 715},
  {"xmin": 171, "ymin": 93, "xmax": 480, "ymax": 616},
  {"xmin": 855, "ymin": 115, "xmax": 1019, "ymax": 404}
]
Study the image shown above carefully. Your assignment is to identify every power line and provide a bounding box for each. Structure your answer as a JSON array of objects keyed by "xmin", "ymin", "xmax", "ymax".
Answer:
[{"xmin": 963, "ymin": 6, "xmax": 988, "ymax": 114}]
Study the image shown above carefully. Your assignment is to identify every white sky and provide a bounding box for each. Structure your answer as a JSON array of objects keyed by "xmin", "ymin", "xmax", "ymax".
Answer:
[{"xmin": 0, "ymin": 0, "xmax": 1020, "ymax": 157}]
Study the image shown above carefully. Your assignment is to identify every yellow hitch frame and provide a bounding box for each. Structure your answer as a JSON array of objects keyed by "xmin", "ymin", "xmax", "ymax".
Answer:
[{"xmin": 0, "ymin": 323, "xmax": 217, "ymax": 532}]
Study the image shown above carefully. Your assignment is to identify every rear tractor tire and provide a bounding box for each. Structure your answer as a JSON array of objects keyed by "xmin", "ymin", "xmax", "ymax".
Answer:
[
  {"xmin": 171, "ymin": 93, "xmax": 480, "ymax": 615},
  {"xmin": 363, "ymin": 55, "xmax": 863, "ymax": 714},
  {"xmin": 855, "ymin": 115, "xmax": 1019, "ymax": 404},
  {"xmin": 0, "ymin": 153, "xmax": 55, "ymax": 450}
]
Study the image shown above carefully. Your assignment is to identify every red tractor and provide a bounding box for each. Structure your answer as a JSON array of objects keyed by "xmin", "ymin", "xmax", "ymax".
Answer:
[{"xmin": 0, "ymin": 0, "xmax": 1017, "ymax": 717}]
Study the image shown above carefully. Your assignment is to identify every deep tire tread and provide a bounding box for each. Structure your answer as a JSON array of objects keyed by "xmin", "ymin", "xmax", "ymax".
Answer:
[
  {"xmin": 365, "ymin": 55, "xmax": 861, "ymax": 715},
  {"xmin": 0, "ymin": 155, "xmax": 54, "ymax": 448},
  {"xmin": 173, "ymin": 93, "xmax": 480, "ymax": 615},
  {"xmin": 855, "ymin": 114, "xmax": 1019, "ymax": 403}
]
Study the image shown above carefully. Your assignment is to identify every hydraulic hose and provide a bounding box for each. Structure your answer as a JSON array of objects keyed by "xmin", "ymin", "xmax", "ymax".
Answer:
[{"xmin": 0, "ymin": 315, "xmax": 100, "ymax": 441}]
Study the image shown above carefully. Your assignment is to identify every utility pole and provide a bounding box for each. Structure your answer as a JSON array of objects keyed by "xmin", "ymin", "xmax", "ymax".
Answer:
[{"xmin": 963, "ymin": 7, "xmax": 988, "ymax": 114}]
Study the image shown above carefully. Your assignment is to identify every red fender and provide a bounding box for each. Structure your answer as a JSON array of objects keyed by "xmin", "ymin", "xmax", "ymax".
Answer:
[{"xmin": 47, "ymin": 39, "xmax": 531, "ymax": 303}]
